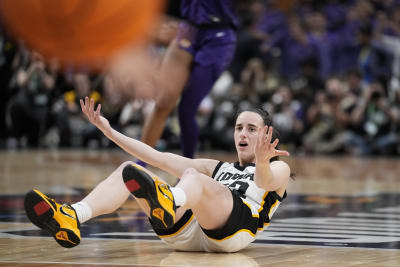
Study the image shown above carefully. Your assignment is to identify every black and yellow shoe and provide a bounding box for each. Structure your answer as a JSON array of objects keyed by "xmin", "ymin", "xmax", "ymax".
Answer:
[
  {"xmin": 122, "ymin": 164, "xmax": 176, "ymax": 229},
  {"xmin": 24, "ymin": 189, "xmax": 81, "ymax": 248}
]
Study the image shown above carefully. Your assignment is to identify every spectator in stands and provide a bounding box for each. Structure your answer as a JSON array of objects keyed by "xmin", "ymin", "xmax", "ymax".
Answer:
[
  {"xmin": 270, "ymin": 85, "xmax": 305, "ymax": 148},
  {"xmin": 351, "ymin": 82, "xmax": 397, "ymax": 155},
  {"xmin": 7, "ymin": 51, "xmax": 56, "ymax": 147},
  {"xmin": 302, "ymin": 77, "xmax": 347, "ymax": 154},
  {"xmin": 0, "ymin": 31, "xmax": 17, "ymax": 148}
]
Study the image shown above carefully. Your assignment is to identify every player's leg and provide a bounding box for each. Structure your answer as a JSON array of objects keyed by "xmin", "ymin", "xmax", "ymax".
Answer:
[
  {"xmin": 122, "ymin": 164, "xmax": 234, "ymax": 231},
  {"xmin": 178, "ymin": 40, "xmax": 235, "ymax": 158},
  {"xmin": 122, "ymin": 162, "xmax": 185, "ymax": 229},
  {"xmin": 177, "ymin": 64, "xmax": 218, "ymax": 158},
  {"xmin": 24, "ymin": 161, "xmax": 181, "ymax": 248},
  {"xmin": 80, "ymin": 161, "xmax": 188, "ymax": 220},
  {"xmin": 121, "ymin": 164, "xmax": 258, "ymax": 252},
  {"xmin": 140, "ymin": 39, "xmax": 193, "ymax": 149},
  {"xmin": 171, "ymin": 168, "xmax": 259, "ymax": 253},
  {"xmin": 23, "ymin": 161, "xmax": 137, "ymax": 248},
  {"xmin": 175, "ymin": 168, "xmax": 234, "ymax": 230},
  {"xmin": 77, "ymin": 161, "xmax": 136, "ymax": 217}
]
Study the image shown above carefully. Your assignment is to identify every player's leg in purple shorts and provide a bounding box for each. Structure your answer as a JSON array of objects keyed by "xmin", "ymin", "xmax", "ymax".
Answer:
[{"xmin": 178, "ymin": 40, "xmax": 236, "ymax": 158}]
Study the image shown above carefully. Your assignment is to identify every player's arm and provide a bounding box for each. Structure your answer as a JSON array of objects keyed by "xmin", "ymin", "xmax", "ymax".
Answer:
[
  {"xmin": 254, "ymin": 126, "xmax": 290, "ymax": 191},
  {"xmin": 80, "ymin": 97, "xmax": 218, "ymax": 177},
  {"xmin": 255, "ymin": 160, "xmax": 290, "ymax": 191}
]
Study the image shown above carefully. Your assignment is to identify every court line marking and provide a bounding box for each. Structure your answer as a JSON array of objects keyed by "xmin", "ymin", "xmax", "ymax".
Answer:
[
  {"xmin": 276, "ymin": 217, "xmax": 400, "ymax": 224},
  {"xmin": 270, "ymin": 223, "xmax": 400, "ymax": 231},
  {"xmin": 251, "ymin": 242, "xmax": 400, "ymax": 251},
  {"xmin": 267, "ymin": 227, "xmax": 400, "ymax": 236},
  {"xmin": 338, "ymin": 212, "xmax": 400, "ymax": 219}
]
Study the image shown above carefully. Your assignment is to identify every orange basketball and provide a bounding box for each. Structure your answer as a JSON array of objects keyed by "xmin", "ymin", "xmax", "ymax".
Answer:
[{"xmin": 0, "ymin": 0, "xmax": 164, "ymax": 68}]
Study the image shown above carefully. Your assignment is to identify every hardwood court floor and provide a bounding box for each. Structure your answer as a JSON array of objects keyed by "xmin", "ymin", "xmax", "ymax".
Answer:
[{"xmin": 0, "ymin": 150, "xmax": 399, "ymax": 266}]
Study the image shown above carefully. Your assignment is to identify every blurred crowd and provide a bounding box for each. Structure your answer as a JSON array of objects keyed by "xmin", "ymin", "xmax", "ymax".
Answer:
[{"xmin": 0, "ymin": 0, "xmax": 399, "ymax": 156}]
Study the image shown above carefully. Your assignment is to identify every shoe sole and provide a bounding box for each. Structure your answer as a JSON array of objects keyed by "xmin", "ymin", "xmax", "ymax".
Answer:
[
  {"xmin": 24, "ymin": 190, "xmax": 80, "ymax": 248},
  {"xmin": 122, "ymin": 164, "xmax": 174, "ymax": 229}
]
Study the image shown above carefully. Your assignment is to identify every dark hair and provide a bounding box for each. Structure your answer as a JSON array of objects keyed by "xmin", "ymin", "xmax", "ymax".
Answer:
[
  {"xmin": 235, "ymin": 107, "xmax": 272, "ymax": 126},
  {"xmin": 235, "ymin": 107, "xmax": 296, "ymax": 179}
]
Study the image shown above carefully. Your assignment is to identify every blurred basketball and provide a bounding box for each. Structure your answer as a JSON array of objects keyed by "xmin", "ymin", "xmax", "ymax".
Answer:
[{"xmin": 0, "ymin": 0, "xmax": 165, "ymax": 69}]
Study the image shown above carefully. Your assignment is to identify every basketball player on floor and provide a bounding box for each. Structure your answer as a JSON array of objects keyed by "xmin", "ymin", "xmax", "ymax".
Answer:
[
  {"xmin": 139, "ymin": 0, "xmax": 238, "ymax": 162},
  {"xmin": 24, "ymin": 97, "xmax": 290, "ymax": 252}
]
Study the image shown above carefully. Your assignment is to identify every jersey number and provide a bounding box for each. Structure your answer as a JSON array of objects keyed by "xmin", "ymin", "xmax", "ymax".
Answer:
[{"xmin": 230, "ymin": 181, "xmax": 249, "ymax": 198}]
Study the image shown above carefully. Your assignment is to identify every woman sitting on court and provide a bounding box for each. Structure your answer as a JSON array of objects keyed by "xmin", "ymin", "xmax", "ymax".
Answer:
[{"xmin": 24, "ymin": 97, "xmax": 291, "ymax": 253}]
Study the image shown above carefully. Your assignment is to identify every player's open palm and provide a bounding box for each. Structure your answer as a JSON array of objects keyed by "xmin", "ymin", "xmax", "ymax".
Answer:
[
  {"xmin": 80, "ymin": 97, "xmax": 111, "ymax": 135},
  {"xmin": 255, "ymin": 126, "xmax": 290, "ymax": 164}
]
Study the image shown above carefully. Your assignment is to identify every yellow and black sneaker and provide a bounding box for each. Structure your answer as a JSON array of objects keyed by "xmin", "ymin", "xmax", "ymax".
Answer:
[
  {"xmin": 24, "ymin": 189, "xmax": 81, "ymax": 248},
  {"xmin": 122, "ymin": 164, "xmax": 176, "ymax": 229}
]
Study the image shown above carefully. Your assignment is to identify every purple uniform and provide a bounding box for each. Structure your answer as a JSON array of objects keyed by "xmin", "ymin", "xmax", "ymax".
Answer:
[
  {"xmin": 180, "ymin": 0, "xmax": 238, "ymax": 28},
  {"xmin": 177, "ymin": 22, "xmax": 236, "ymax": 68},
  {"xmin": 176, "ymin": 0, "xmax": 237, "ymax": 158}
]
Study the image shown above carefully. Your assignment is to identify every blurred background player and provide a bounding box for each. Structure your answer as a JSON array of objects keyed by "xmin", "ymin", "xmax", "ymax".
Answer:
[{"xmin": 138, "ymin": 0, "xmax": 240, "ymax": 163}]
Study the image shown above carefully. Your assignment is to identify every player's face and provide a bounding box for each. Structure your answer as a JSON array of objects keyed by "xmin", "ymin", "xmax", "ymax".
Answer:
[{"xmin": 234, "ymin": 111, "xmax": 265, "ymax": 164}]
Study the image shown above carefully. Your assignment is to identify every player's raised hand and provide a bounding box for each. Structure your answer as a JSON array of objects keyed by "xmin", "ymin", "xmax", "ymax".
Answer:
[
  {"xmin": 80, "ymin": 97, "xmax": 111, "ymax": 135},
  {"xmin": 255, "ymin": 126, "xmax": 290, "ymax": 163}
]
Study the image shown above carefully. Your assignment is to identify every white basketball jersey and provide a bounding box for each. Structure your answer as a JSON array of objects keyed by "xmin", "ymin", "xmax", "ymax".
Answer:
[{"xmin": 212, "ymin": 161, "xmax": 284, "ymax": 230}]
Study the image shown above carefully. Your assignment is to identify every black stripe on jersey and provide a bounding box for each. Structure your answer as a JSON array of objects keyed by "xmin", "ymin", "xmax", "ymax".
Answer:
[
  {"xmin": 258, "ymin": 191, "xmax": 287, "ymax": 228},
  {"xmin": 272, "ymin": 191, "xmax": 287, "ymax": 202},
  {"xmin": 211, "ymin": 161, "xmax": 224, "ymax": 179},
  {"xmin": 201, "ymin": 190, "xmax": 259, "ymax": 240}
]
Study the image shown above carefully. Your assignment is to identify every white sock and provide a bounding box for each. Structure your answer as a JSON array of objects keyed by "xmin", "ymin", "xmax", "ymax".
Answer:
[
  {"xmin": 71, "ymin": 202, "xmax": 93, "ymax": 224},
  {"xmin": 169, "ymin": 187, "xmax": 187, "ymax": 207}
]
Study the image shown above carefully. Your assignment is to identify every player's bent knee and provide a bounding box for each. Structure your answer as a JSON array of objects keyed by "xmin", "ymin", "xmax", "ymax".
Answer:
[
  {"xmin": 181, "ymin": 168, "xmax": 199, "ymax": 181},
  {"xmin": 180, "ymin": 168, "xmax": 199, "ymax": 184},
  {"xmin": 182, "ymin": 168, "xmax": 197, "ymax": 176}
]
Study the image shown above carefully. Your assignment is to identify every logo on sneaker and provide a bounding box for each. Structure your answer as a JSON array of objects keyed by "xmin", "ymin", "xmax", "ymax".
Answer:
[
  {"xmin": 56, "ymin": 230, "xmax": 76, "ymax": 244},
  {"xmin": 60, "ymin": 205, "xmax": 75, "ymax": 219},
  {"xmin": 152, "ymin": 208, "xmax": 165, "ymax": 222},
  {"xmin": 56, "ymin": 231, "xmax": 68, "ymax": 241}
]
